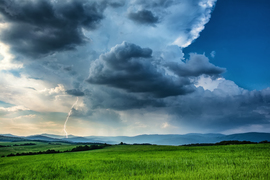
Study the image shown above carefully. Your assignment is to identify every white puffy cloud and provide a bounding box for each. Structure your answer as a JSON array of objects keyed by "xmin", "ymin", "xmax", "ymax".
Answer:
[
  {"xmin": 0, "ymin": 105, "xmax": 29, "ymax": 112},
  {"xmin": 39, "ymin": 84, "xmax": 66, "ymax": 95},
  {"xmin": 195, "ymin": 76, "xmax": 224, "ymax": 91}
]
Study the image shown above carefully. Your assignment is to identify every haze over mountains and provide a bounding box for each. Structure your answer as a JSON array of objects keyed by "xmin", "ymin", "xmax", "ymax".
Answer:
[{"xmin": 1, "ymin": 132, "xmax": 270, "ymax": 145}]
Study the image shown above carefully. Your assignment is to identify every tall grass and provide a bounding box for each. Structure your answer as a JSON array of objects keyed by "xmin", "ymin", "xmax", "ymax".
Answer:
[{"xmin": 0, "ymin": 144, "xmax": 269, "ymax": 179}]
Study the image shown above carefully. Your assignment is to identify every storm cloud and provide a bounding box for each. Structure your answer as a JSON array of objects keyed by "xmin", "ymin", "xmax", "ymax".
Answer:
[
  {"xmin": 2, "ymin": 0, "xmax": 269, "ymax": 136},
  {"xmin": 133, "ymin": 0, "xmax": 174, "ymax": 8},
  {"xmin": 166, "ymin": 53, "xmax": 226, "ymax": 77},
  {"xmin": 66, "ymin": 89, "xmax": 85, "ymax": 97},
  {"xmin": 166, "ymin": 81, "xmax": 270, "ymax": 132},
  {"xmin": 86, "ymin": 42, "xmax": 195, "ymax": 98},
  {"xmin": 0, "ymin": 0, "xmax": 106, "ymax": 58},
  {"xmin": 84, "ymin": 87, "xmax": 165, "ymax": 111},
  {"xmin": 128, "ymin": 10, "xmax": 159, "ymax": 26}
]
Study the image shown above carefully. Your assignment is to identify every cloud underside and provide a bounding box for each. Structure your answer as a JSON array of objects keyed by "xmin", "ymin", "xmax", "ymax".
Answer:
[
  {"xmin": 169, "ymin": 84, "xmax": 270, "ymax": 130},
  {"xmin": 166, "ymin": 54, "xmax": 225, "ymax": 77},
  {"xmin": 84, "ymin": 79, "xmax": 270, "ymax": 132},
  {"xmin": 128, "ymin": 9, "xmax": 159, "ymax": 25},
  {"xmin": 66, "ymin": 89, "xmax": 85, "ymax": 96}
]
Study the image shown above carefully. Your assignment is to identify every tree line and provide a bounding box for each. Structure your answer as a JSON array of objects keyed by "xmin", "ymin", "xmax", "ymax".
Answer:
[
  {"xmin": 1, "ymin": 144, "xmax": 108, "ymax": 158},
  {"xmin": 0, "ymin": 143, "xmax": 36, "ymax": 148},
  {"xmin": 182, "ymin": 140, "xmax": 270, "ymax": 146}
]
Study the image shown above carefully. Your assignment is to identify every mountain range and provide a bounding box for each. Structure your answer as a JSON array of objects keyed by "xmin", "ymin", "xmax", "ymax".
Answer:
[{"xmin": 0, "ymin": 132, "xmax": 270, "ymax": 145}]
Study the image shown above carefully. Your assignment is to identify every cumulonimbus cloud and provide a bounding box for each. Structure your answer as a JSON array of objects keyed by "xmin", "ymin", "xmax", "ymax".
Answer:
[{"xmin": 86, "ymin": 42, "xmax": 195, "ymax": 98}]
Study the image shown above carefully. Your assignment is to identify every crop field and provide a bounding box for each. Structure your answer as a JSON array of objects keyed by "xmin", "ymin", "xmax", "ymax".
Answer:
[{"xmin": 0, "ymin": 143, "xmax": 269, "ymax": 179}]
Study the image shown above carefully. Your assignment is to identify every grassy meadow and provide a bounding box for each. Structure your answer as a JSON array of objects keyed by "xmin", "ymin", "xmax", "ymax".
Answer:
[
  {"xmin": 0, "ymin": 143, "xmax": 269, "ymax": 179},
  {"xmin": 0, "ymin": 141, "xmax": 79, "ymax": 157}
]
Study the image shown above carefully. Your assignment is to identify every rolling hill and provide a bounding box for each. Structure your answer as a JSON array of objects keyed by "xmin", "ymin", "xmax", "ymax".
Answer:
[{"xmin": 1, "ymin": 132, "xmax": 269, "ymax": 145}]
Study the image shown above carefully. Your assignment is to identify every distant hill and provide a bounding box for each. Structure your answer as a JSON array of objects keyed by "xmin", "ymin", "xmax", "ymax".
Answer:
[
  {"xmin": 40, "ymin": 134, "xmax": 66, "ymax": 139},
  {"xmin": 219, "ymin": 132, "xmax": 270, "ymax": 142},
  {"xmin": 61, "ymin": 136, "xmax": 97, "ymax": 143},
  {"xmin": 0, "ymin": 135, "xmax": 27, "ymax": 142},
  {"xmin": 25, "ymin": 135, "xmax": 64, "ymax": 142},
  {"xmin": 1, "ymin": 132, "xmax": 270, "ymax": 145},
  {"xmin": 83, "ymin": 134, "xmax": 226, "ymax": 145},
  {"xmin": 0, "ymin": 134, "xmax": 20, "ymax": 137}
]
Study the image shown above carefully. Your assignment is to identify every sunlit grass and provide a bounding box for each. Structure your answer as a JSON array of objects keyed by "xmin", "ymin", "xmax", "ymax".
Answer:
[{"xmin": 0, "ymin": 144, "xmax": 269, "ymax": 179}]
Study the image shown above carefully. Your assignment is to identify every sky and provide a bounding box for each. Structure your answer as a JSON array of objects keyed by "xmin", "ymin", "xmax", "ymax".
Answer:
[{"xmin": 0, "ymin": 0, "xmax": 270, "ymax": 136}]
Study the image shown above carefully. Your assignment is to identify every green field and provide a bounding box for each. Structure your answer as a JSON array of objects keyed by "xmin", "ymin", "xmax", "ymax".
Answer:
[
  {"xmin": 0, "ymin": 141, "xmax": 79, "ymax": 157},
  {"xmin": 0, "ymin": 143, "xmax": 269, "ymax": 179}
]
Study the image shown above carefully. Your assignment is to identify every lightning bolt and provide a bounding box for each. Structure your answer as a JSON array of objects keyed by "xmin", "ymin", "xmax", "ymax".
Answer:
[{"xmin": 64, "ymin": 97, "xmax": 78, "ymax": 138}]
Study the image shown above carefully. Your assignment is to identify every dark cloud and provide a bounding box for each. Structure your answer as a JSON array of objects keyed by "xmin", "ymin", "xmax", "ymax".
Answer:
[
  {"xmin": 66, "ymin": 89, "xmax": 85, "ymax": 96},
  {"xmin": 63, "ymin": 66, "xmax": 73, "ymax": 72},
  {"xmin": 167, "ymin": 83, "xmax": 270, "ymax": 132},
  {"xmin": 0, "ymin": 0, "xmax": 106, "ymax": 58},
  {"xmin": 133, "ymin": 0, "xmax": 175, "ymax": 8},
  {"xmin": 86, "ymin": 42, "xmax": 194, "ymax": 98},
  {"xmin": 86, "ymin": 75, "xmax": 270, "ymax": 132},
  {"xmin": 166, "ymin": 53, "xmax": 225, "ymax": 78},
  {"xmin": 107, "ymin": 0, "xmax": 125, "ymax": 8},
  {"xmin": 128, "ymin": 10, "xmax": 159, "ymax": 26},
  {"xmin": 84, "ymin": 87, "xmax": 165, "ymax": 111}
]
